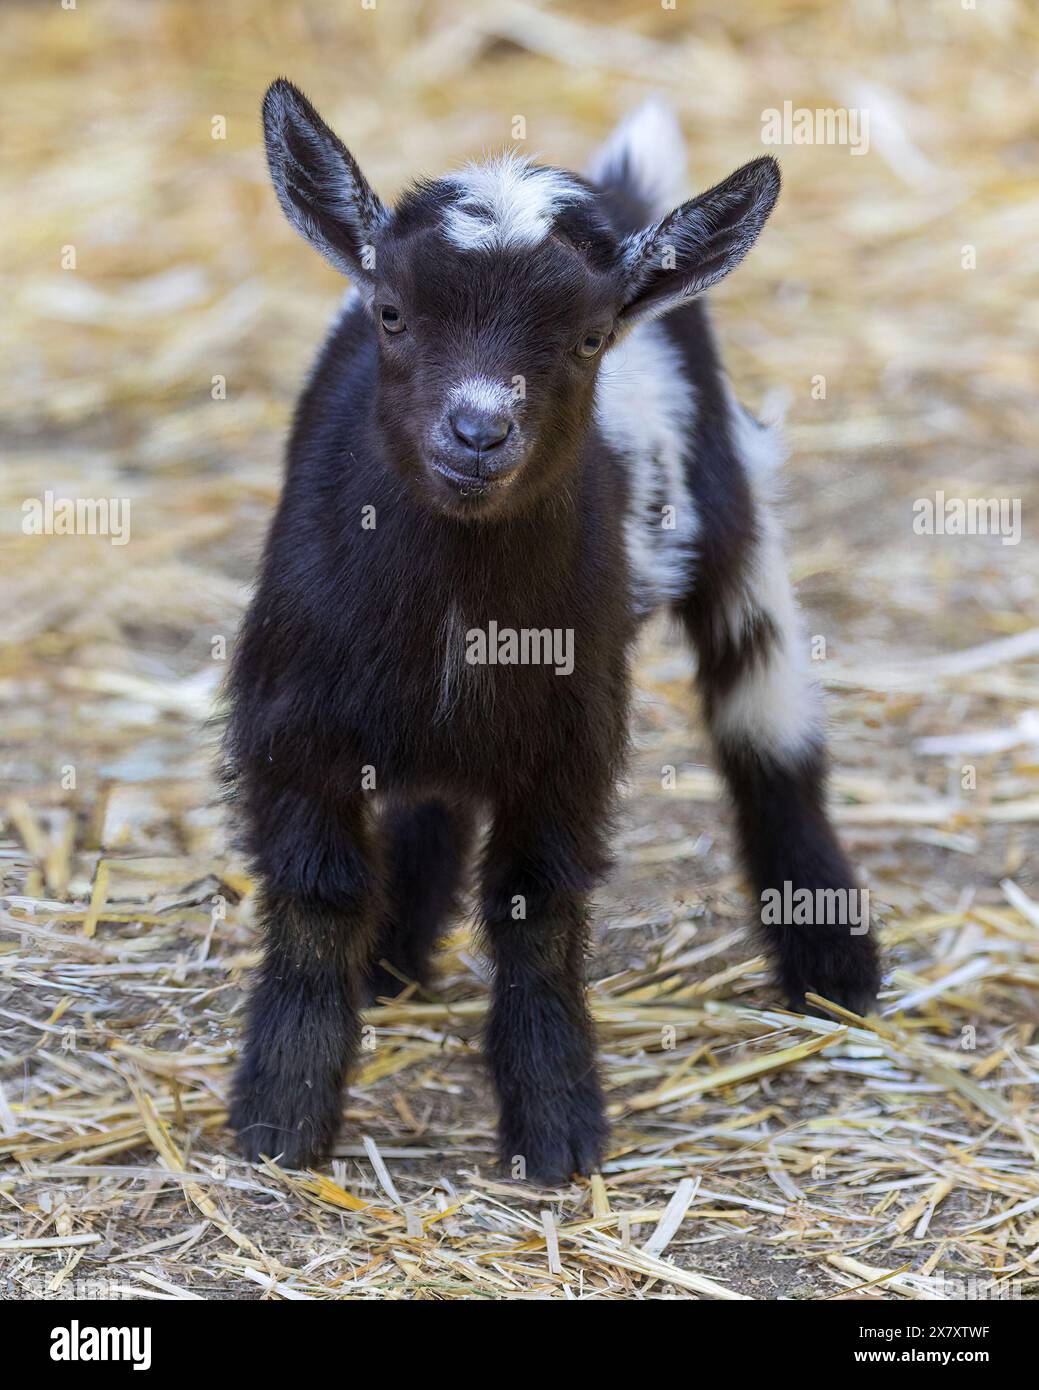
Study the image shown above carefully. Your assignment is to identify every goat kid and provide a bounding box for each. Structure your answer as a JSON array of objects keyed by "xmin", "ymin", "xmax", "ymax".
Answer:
[{"xmin": 226, "ymin": 81, "xmax": 881, "ymax": 1183}]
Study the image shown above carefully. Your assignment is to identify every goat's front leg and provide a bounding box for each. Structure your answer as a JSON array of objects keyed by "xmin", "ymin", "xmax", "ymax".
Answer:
[
  {"xmin": 230, "ymin": 795, "xmax": 377, "ymax": 1167},
  {"xmin": 480, "ymin": 801, "xmax": 609, "ymax": 1186},
  {"xmin": 679, "ymin": 520, "xmax": 880, "ymax": 1016}
]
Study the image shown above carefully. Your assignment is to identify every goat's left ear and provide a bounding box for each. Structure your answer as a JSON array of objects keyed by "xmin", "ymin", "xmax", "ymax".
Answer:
[
  {"xmin": 262, "ymin": 78, "xmax": 387, "ymax": 285},
  {"xmin": 618, "ymin": 156, "xmax": 780, "ymax": 327}
]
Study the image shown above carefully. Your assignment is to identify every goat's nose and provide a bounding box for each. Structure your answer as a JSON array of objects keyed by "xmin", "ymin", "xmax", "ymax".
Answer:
[{"xmin": 450, "ymin": 410, "xmax": 511, "ymax": 454}]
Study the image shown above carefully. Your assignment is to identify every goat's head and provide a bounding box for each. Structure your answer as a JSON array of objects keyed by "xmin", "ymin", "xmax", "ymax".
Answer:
[{"xmin": 263, "ymin": 79, "xmax": 780, "ymax": 519}]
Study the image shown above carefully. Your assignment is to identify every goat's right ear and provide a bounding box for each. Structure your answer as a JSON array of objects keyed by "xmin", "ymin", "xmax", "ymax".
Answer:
[
  {"xmin": 617, "ymin": 156, "xmax": 780, "ymax": 329},
  {"xmin": 262, "ymin": 78, "xmax": 387, "ymax": 285}
]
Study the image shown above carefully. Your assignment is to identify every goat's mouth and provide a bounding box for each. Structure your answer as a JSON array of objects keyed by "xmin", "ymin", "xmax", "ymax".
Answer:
[
  {"xmin": 431, "ymin": 459, "xmax": 508, "ymax": 492},
  {"xmin": 427, "ymin": 455, "xmax": 522, "ymax": 507}
]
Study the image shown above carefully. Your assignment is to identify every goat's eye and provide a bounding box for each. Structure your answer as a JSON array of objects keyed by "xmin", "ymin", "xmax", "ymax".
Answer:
[
  {"xmin": 575, "ymin": 331, "xmax": 606, "ymax": 359},
  {"xmin": 380, "ymin": 305, "xmax": 405, "ymax": 334}
]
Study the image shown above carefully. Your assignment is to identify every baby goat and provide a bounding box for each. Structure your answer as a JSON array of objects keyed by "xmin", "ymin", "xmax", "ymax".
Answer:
[{"xmin": 226, "ymin": 80, "xmax": 880, "ymax": 1183}]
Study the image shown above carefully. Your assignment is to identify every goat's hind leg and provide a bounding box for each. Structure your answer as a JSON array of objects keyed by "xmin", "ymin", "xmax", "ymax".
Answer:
[
  {"xmin": 368, "ymin": 799, "xmax": 474, "ymax": 1000},
  {"xmin": 678, "ymin": 498, "xmax": 880, "ymax": 1015}
]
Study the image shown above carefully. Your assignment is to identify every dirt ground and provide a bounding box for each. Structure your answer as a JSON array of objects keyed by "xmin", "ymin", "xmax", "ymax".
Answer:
[{"xmin": 2, "ymin": 0, "xmax": 1038, "ymax": 1300}]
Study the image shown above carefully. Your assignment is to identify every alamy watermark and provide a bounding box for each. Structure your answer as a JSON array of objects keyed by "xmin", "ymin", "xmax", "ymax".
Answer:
[
  {"xmin": 930, "ymin": 1273, "xmax": 1021, "ymax": 1300},
  {"xmin": 761, "ymin": 881, "xmax": 870, "ymax": 934},
  {"xmin": 17, "ymin": 1275, "xmax": 130, "ymax": 1300},
  {"xmin": 22, "ymin": 490, "xmax": 131, "ymax": 546},
  {"xmin": 51, "ymin": 1319, "xmax": 151, "ymax": 1369},
  {"xmin": 913, "ymin": 491, "xmax": 1021, "ymax": 545},
  {"xmin": 761, "ymin": 101, "xmax": 869, "ymax": 156},
  {"xmin": 465, "ymin": 620, "xmax": 574, "ymax": 676}
]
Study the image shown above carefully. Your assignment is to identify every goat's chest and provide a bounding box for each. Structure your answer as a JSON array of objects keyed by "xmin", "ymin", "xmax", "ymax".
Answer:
[
  {"xmin": 353, "ymin": 589, "xmax": 623, "ymax": 791},
  {"xmin": 431, "ymin": 603, "xmax": 578, "ymax": 726}
]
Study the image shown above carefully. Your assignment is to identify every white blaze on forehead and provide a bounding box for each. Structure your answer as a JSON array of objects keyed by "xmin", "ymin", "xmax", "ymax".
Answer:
[
  {"xmin": 448, "ymin": 376, "xmax": 514, "ymax": 416},
  {"xmin": 442, "ymin": 152, "xmax": 590, "ymax": 251}
]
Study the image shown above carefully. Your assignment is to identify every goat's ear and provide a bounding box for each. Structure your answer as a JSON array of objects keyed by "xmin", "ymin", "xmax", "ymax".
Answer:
[
  {"xmin": 262, "ymin": 78, "xmax": 387, "ymax": 284},
  {"xmin": 617, "ymin": 156, "xmax": 780, "ymax": 327}
]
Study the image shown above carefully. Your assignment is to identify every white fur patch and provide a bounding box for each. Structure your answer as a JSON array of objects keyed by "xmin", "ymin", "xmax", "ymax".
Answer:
[
  {"xmin": 443, "ymin": 152, "xmax": 589, "ymax": 251},
  {"xmin": 587, "ymin": 97, "xmax": 688, "ymax": 218},
  {"xmin": 710, "ymin": 396, "xmax": 822, "ymax": 764},
  {"xmin": 448, "ymin": 376, "xmax": 514, "ymax": 416},
  {"xmin": 710, "ymin": 533, "xmax": 822, "ymax": 763},
  {"xmin": 595, "ymin": 323, "xmax": 698, "ymax": 616},
  {"xmin": 728, "ymin": 387, "xmax": 787, "ymax": 481}
]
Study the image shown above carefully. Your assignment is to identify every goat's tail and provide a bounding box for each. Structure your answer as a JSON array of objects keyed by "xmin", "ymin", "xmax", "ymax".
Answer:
[{"xmin": 586, "ymin": 98, "xmax": 688, "ymax": 233}]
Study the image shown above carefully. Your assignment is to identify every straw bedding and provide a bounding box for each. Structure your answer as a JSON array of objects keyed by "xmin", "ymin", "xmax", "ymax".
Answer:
[{"xmin": 1, "ymin": 0, "xmax": 1037, "ymax": 1299}]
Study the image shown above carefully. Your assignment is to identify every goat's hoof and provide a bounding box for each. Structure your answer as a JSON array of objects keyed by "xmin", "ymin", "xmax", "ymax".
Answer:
[
  {"xmin": 229, "ymin": 1090, "xmax": 336, "ymax": 1169},
  {"xmin": 781, "ymin": 930, "xmax": 881, "ymax": 1018},
  {"xmin": 499, "ymin": 1099, "xmax": 608, "ymax": 1186}
]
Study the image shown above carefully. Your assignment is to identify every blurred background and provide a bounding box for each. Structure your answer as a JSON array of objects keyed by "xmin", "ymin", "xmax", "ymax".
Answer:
[{"xmin": 2, "ymin": 0, "xmax": 1038, "ymax": 1300}]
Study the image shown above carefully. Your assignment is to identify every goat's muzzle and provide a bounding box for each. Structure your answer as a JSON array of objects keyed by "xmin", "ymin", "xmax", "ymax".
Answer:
[{"xmin": 430, "ymin": 406, "xmax": 523, "ymax": 500}]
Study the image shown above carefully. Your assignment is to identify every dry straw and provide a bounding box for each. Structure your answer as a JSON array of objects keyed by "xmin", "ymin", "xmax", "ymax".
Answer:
[{"xmin": 1, "ymin": 0, "xmax": 1037, "ymax": 1299}]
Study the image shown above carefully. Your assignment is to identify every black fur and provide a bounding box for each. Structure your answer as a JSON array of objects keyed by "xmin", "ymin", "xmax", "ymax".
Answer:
[
  {"xmin": 226, "ymin": 81, "xmax": 879, "ymax": 1184},
  {"xmin": 368, "ymin": 798, "xmax": 474, "ymax": 1000}
]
